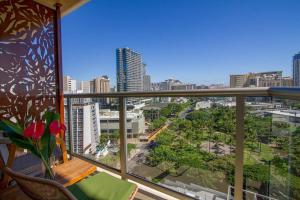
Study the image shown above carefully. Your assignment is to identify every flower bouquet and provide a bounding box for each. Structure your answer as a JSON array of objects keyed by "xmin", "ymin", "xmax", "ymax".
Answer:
[{"xmin": 0, "ymin": 112, "xmax": 66, "ymax": 179}]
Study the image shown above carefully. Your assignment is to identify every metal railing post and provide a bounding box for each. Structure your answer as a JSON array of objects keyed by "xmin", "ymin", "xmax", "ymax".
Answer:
[
  {"xmin": 119, "ymin": 97, "xmax": 128, "ymax": 180},
  {"xmin": 234, "ymin": 95, "xmax": 245, "ymax": 200},
  {"xmin": 67, "ymin": 97, "xmax": 73, "ymax": 159}
]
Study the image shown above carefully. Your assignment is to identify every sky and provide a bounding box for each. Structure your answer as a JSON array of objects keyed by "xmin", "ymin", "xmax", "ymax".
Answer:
[{"xmin": 62, "ymin": 0, "xmax": 300, "ymax": 87}]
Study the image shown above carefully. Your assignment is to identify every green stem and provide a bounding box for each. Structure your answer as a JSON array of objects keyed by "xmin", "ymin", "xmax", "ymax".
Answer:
[
  {"xmin": 34, "ymin": 140, "xmax": 54, "ymax": 179},
  {"xmin": 40, "ymin": 154, "xmax": 55, "ymax": 179}
]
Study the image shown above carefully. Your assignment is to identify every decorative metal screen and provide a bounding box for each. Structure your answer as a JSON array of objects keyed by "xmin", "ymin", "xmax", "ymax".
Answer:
[{"xmin": 0, "ymin": 0, "xmax": 57, "ymax": 124}]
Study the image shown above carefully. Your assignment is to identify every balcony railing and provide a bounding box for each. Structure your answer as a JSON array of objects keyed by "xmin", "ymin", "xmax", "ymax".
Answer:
[{"xmin": 64, "ymin": 87, "xmax": 300, "ymax": 200}]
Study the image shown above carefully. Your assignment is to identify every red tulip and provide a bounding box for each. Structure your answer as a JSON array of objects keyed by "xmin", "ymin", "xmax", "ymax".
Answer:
[
  {"xmin": 49, "ymin": 120, "xmax": 66, "ymax": 136},
  {"xmin": 24, "ymin": 122, "xmax": 45, "ymax": 140}
]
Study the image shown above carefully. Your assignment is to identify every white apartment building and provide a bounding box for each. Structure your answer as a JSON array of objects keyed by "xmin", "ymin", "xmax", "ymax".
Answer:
[
  {"xmin": 99, "ymin": 109, "xmax": 145, "ymax": 137},
  {"xmin": 65, "ymin": 103, "xmax": 101, "ymax": 155}
]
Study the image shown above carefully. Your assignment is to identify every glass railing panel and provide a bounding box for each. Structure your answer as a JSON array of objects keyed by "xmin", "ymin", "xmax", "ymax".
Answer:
[
  {"xmin": 64, "ymin": 97, "xmax": 120, "ymax": 169},
  {"xmin": 127, "ymin": 96, "xmax": 236, "ymax": 200},
  {"xmin": 243, "ymin": 97, "xmax": 300, "ymax": 200}
]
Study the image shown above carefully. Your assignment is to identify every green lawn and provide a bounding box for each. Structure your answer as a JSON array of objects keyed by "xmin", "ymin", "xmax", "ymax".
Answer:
[
  {"xmin": 244, "ymin": 150, "xmax": 257, "ymax": 165},
  {"xmin": 98, "ymin": 153, "xmax": 120, "ymax": 168},
  {"xmin": 245, "ymin": 142, "xmax": 273, "ymax": 162},
  {"xmin": 127, "ymin": 143, "xmax": 136, "ymax": 154}
]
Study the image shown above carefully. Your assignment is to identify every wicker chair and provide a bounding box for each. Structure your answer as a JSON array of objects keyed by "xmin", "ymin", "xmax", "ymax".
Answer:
[
  {"xmin": 2, "ymin": 167, "xmax": 138, "ymax": 200},
  {"xmin": 3, "ymin": 167, "xmax": 76, "ymax": 200}
]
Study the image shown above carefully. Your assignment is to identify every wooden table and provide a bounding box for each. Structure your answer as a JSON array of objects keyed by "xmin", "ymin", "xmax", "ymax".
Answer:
[
  {"xmin": 54, "ymin": 157, "xmax": 97, "ymax": 187},
  {"xmin": 0, "ymin": 133, "xmax": 97, "ymax": 188}
]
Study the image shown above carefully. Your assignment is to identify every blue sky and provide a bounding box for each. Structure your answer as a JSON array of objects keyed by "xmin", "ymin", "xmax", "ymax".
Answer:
[{"xmin": 62, "ymin": 0, "xmax": 300, "ymax": 86}]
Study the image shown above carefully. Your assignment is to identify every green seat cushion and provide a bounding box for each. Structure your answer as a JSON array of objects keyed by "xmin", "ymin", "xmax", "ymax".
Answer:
[{"xmin": 67, "ymin": 172, "xmax": 136, "ymax": 200}]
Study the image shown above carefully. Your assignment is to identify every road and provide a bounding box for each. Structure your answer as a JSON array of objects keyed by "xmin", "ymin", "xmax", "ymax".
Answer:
[
  {"xmin": 178, "ymin": 105, "xmax": 193, "ymax": 119},
  {"xmin": 148, "ymin": 105, "xmax": 193, "ymax": 141}
]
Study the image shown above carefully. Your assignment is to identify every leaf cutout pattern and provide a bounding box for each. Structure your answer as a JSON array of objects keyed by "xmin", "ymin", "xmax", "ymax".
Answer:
[{"xmin": 0, "ymin": 0, "xmax": 57, "ymax": 125}]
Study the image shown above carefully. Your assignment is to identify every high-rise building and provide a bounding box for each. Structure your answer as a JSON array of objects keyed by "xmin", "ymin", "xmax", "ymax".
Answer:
[
  {"xmin": 76, "ymin": 81, "xmax": 82, "ymax": 91},
  {"xmin": 96, "ymin": 76, "xmax": 110, "ymax": 93},
  {"xmin": 256, "ymin": 71, "xmax": 282, "ymax": 87},
  {"xmin": 230, "ymin": 74, "xmax": 248, "ymax": 88},
  {"xmin": 90, "ymin": 76, "xmax": 110, "ymax": 104},
  {"xmin": 82, "ymin": 81, "xmax": 91, "ymax": 93},
  {"xmin": 90, "ymin": 80, "xmax": 95, "ymax": 94},
  {"xmin": 293, "ymin": 52, "xmax": 300, "ymax": 86},
  {"xmin": 151, "ymin": 83, "xmax": 160, "ymax": 91},
  {"xmin": 76, "ymin": 80, "xmax": 91, "ymax": 93},
  {"xmin": 282, "ymin": 76, "xmax": 293, "ymax": 87},
  {"xmin": 159, "ymin": 78, "xmax": 182, "ymax": 90},
  {"xmin": 116, "ymin": 48, "xmax": 144, "ymax": 92},
  {"xmin": 143, "ymin": 75, "xmax": 151, "ymax": 91},
  {"xmin": 63, "ymin": 75, "xmax": 76, "ymax": 93},
  {"xmin": 65, "ymin": 103, "xmax": 101, "ymax": 154},
  {"xmin": 142, "ymin": 63, "xmax": 151, "ymax": 91}
]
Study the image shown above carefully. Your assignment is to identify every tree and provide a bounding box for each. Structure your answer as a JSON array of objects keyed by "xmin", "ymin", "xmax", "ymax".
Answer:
[
  {"xmin": 272, "ymin": 121, "xmax": 290, "ymax": 150},
  {"xmin": 160, "ymin": 103, "xmax": 183, "ymax": 118},
  {"xmin": 171, "ymin": 118, "xmax": 192, "ymax": 132},
  {"xmin": 223, "ymin": 109, "xmax": 235, "ymax": 152},
  {"xmin": 127, "ymin": 143, "xmax": 136, "ymax": 156},
  {"xmin": 245, "ymin": 113, "xmax": 258, "ymax": 147},
  {"xmin": 245, "ymin": 114, "xmax": 271, "ymax": 152},
  {"xmin": 273, "ymin": 121, "xmax": 290, "ymax": 129},
  {"xmin": 212, "ymin": 106, "xmax": 235, "ymax": 152},
  {"xmin": 244, "ymin": 164, "xmax": 269, "ymax": 183},
  {"xmin": 156, "ymin": 130, "xmax": 175, "ymax": 145},
  {"xmin": 148, "ymin": 117, "xmax": 167, "ymax": 131},
  {"xmin": 244, "ymin": 163, "xmax": 270, "ymax": 195},
  {"xmin": 144, "ymin": 109, "xmax": 158, "ymax": 121},
  {"xmin": 290, "ymin": 127, "xmax": 300, "ymax": 176}
]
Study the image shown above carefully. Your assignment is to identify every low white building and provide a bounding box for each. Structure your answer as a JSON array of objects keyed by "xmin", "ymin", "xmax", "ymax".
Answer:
[
  {"xmin": 267, "ymin": 110, "xmax": 300, "ymax": 127},
  {"xmin": 175, "ymin": 97, "xmax": 188, "ymax": 104},
  {"xmin": 215, "ymin": 100, "xmax": 236, "ymax": 107},
  {"xmin": 195, "ymin": 101, "xmax": 212, "ymax": 110},
  {"xmin": 99, "ymin": 109, "xmax": 145, "ymax": 137}
]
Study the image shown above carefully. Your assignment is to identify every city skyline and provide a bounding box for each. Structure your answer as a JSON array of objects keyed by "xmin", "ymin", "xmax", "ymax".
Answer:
[
  {"xmin": 63, "ymin": 47, "xmax": 296, "ymax": 89},
  {"xmin": 61, "ymin": 0, "xmax": 300, "ymax": 86},
  {"xmin": 62, "ymin": 45, "xmax": 298, "ymax": 87}
]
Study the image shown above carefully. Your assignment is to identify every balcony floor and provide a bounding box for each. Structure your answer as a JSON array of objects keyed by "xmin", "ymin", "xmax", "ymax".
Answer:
[
  {"xmin": 135, "ymin": 189, "xmax": 167, "ymax": 200},
  {"xmin": 0, "ymin": 184, "xmax": 166, "ymax": 200}
]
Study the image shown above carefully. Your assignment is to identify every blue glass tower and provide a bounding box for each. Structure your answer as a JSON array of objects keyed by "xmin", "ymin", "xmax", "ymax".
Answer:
[
  {"xmin": 116, "ymin": 48, "xmax": 143, "ymax": 92},
  {"xmin": 293, "ymin": 52, "xmax": 300, "ymax": 86}
]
